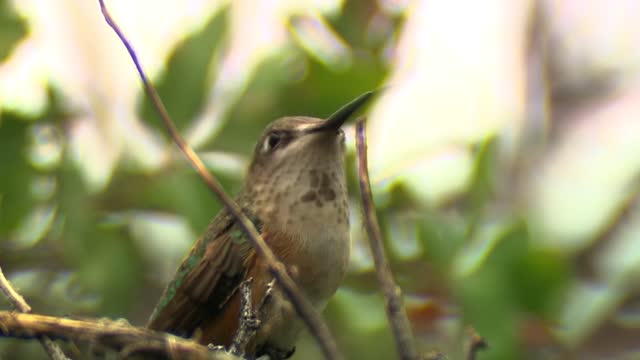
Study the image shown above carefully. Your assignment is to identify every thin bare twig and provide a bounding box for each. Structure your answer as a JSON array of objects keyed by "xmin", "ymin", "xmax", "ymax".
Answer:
[
  {"xmin": 355, "ymin": 119, "xmax": 418, "ymax": 360},
  {"xmin": 0, "ymin": 266, "xmax": 31, "ymax": 313},
  {"xmin": 97, "ymin": 1, "xmax": 341, "ymax": 359},
  {"xmin": 0, "ymin": 311, "xmax": 243, "ymax": 360},
  {"xmin": 0, "ymin": 266, "xmax": 69, "ymax": 360}
]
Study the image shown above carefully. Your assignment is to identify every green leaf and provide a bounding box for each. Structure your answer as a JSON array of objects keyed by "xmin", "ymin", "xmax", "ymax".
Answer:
[
  {"xmin": 280, "ymin": 54, "xmax": 387, "ymax": 119},
  {"xmin": 217, "ymin": 48, "xmax": 387, "ymax": 153},
  {"xmin": 77, "ymin": 227, "xmax": 143, "ymax": 316},
  {"xmin": 0, "ymin": 113, "xmax": 33, "ymax": 234},
  {"xmin": 456, "ymin": 222, "xmax": 527, "ymax": 360},
  {"xmin": 419, "ymin": 212, "xmax": 466, "ymax": 269},
  {"xmin": 468, "ymin": 136, "xmax": 500, "ymax": 213},
  {"xmin": 456, "ymin": 221, "xmax": 570, "ymax": 359},
  {"xmin": 0, "ymin": 0, "xmax": 27, "ymax": 61},
  {"xmin": 101, "ymin": 168, "xmax": 229, "ymax": 231},
  {"xmin": 139, "ymin": 7, "xmax": 228, "ymax": 133},
  {"xmin": 510, "ymin": 248, "xmax": 569, "ymax": 316}
]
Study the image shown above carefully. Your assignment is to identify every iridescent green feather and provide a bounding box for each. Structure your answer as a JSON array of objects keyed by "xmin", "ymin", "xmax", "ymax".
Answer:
[
  {"xmin": 148, "ymin": 209, "xmax": 262, "ymax": 323},
  {"xmin": 149, "ymin": 244, "xmax": 205, "ymax": 321}
]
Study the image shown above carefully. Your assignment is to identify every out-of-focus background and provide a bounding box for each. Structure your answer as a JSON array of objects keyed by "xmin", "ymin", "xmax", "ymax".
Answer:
[{"xmin": 2, "ymin": 0, "xmax": 640, "ymax": 358}]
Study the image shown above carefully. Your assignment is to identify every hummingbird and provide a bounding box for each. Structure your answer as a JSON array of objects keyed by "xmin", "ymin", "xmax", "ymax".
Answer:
[{"xmin": 147, "ymin": 92, "xmax": 374, "ymax": 358}]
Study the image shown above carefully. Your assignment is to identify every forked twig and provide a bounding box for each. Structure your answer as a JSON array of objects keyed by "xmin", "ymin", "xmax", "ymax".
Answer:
[
  {"xmin": 355, "ymin": 118, "xmax": 418, "ymax": 360},
  {"xmin": 0, "ymin": 266, "xmax": 69, "ymax": 360},
  {"xmin": 97, "ymin": 1, "xmax": 341, "ymax": 359}
]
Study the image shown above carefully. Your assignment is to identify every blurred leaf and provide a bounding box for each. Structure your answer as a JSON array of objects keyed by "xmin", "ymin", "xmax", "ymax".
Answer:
[
  {"xmin": 56, "ymin": 159, "xmax": 95, "ymax": 261},
  {"xmin": 468, "ymin": 136, "xmax": 500, "ymax": 213},
  {"xmin": 2, "ymin": 87, "xmax": 73, "ymax": 238},
  {"xmin": 328, "ymin": 289, "xmax": 396, "ymax": 360},
  {"xmin": 457, "ymin": 221, "xmax": 526, "ymax": 360},
  {"xmin": 217, "ymin": 49, "xmax": 386, "ymax": 152},
  {"xmin": 457, "ymin": 221, "xmax": 569, "ymax": 359},
  {"xmin": 57, "ymin": 161, "xmax": 144, "ymax": 316},
  {"xmin": 101, "ymin": 167, "xmax": 234, "ymax": 231},
  {"xmin": 140, "ymin": 7, "xmax": 228, "ymax": 132},
  {"xmin": 330, "ymin": 0, "xmax": 379, "ymax": 49},
  {"xmin": 510, "ymin": 249, "xmax": 569, "ymax": 316},
  {"xmin": 460, "ymin": 268, "xmax": 519, "ymax": 360},
  {"xmin": 419, "ymin": 212, "xmax": 466, "ymax": 269},
  {"xmin": 77, "ymin": 227, "xmax": 142, "ymax": 316},
  {"xmin": 282, "ymin": 53, "xmax": 386, "ymax": 117},
  {"xmin": 0, "ymin": 0, "xmax": 27, "ymax": 61},
  {"xmin": 0, "ymin": 113, "xmax": 33, "ymax": 234},
  {"xmin": 213, "ymin": 54, "xmax": 302, "ymax": 154}
]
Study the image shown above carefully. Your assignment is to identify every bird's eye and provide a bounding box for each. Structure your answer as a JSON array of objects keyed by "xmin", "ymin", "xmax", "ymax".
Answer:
[
  {"xmin": 262, "ymin": 131, "xmax": 287, "ymax": 153},
  {"xmin": 268, "ymin": 133, "xmax": 281, "ymax": 148}
]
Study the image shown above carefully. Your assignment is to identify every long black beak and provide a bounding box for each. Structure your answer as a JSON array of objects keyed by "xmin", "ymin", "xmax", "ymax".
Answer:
[{"xmin": 307, "ymin": 90, "xmax": 375, "ymax": 133}]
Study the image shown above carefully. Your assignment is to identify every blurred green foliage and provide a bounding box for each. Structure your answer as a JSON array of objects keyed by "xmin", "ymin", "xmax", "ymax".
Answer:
[
  {"xmin": 139, "ymin": 7, "xmax": 228, "ymax": 134},
  {"xmin": 0, "ymin": 0, "xmax": 26, "ymax": 61},
  {"xmin": 0, "ymin": 114, "xmax": 33, "ymax": 233}
]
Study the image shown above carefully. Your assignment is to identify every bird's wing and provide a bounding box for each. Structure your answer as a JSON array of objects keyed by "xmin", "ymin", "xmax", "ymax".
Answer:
[{"xmin": 146, "ymin": 206, "xmax": 260, "ymax": 337}]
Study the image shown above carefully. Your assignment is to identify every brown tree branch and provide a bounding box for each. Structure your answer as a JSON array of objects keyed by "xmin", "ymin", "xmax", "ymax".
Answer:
[
  {"xmin": 97, "ymin": 1, "xmax": 341, "ymax": 359},
  {"xmin": 0, "ymin": 311, "xmax": 244, "ymax": 360},
  {"xmin": 0, "ymin": 266, "xmax": 69, "ymax": 360},
  {"xmin": 355, "ymin": 119, "xmax": 419, "ymax": 360}
]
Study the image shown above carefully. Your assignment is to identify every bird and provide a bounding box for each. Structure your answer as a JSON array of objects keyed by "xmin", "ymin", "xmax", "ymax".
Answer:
[{"xmin": 147, "ymin": 92, "xmax": 374, "ymax": 359}]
